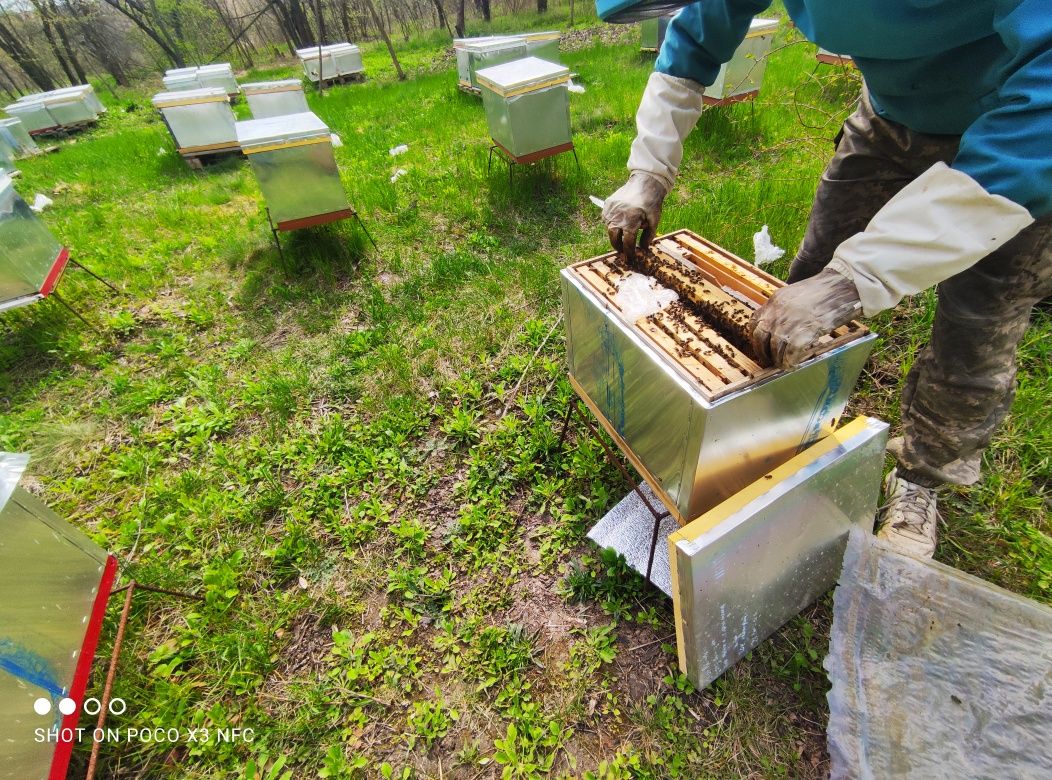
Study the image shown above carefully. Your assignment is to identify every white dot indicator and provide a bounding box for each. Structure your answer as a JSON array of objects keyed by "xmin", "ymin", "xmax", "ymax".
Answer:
[
  {"xmin": 58, "ymin": 698, "xmax": 76, "ymax": 716},
  {"xmin": 34, "ymin": 698, "xmax": 51, "ymax": 715}
]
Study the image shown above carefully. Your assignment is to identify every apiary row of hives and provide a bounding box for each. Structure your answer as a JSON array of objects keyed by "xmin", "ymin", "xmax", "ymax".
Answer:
[
  {"xmin": 3, "ymin": 85, "xmax": 105, "ymax": 136},
  {"xmin": 296, "ymin": 44, "xmax": 364, "ymax": 82}
]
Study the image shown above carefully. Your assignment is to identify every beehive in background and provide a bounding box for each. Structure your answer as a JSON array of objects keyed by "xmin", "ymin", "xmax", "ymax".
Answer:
[
  {"xmin": 464, "ymin": 36, "xmax": 527, "ymax": 91},
  {"xmin": 152, "ymin": 87, "xmax": 237, "ymax": 154},
  {"xmin": 236, "ymin": 111, "xmax": 351, "ymax": 229},
  {"xmin": 3, "ymin": 85, "xmax": 101, "ymax": 134},
  {"xmin": 640, "ymin": 14, "xmax": 674, "ymax": 52},
  {"xmin": 162, "ymin": 65, "xmax": 240, "ymax": 97},
  {"xmin": 705, "ymin": 17, "xmax": 779, "ymax": 104},
  {"xmin": 454, "ymin": 36, "xmax": 499, "ymax": 89},
  {"xmin": 0, "ymin": 175, "xmax": 68, "ymax": 313},
  {"xmin": 523, "ymin": 30, "xmax": 561, "ymax": 64},
  {"xmin": 242, "ymin": 80, "xmax": 310, "ymax": 119},
  {"xmin": 477, "ymin": 57, "xmax": 573, "ymax": 162},
  {"xmin": 0, "ymin": 118, "xmax": 39, "ymax": 158},
  {"xmin": 816, "ymin": 47, "xmax": 855, "ymax": 67},
  {"xmin": 561, "ymin": 229, "xmax": 875, "ymax": 524},
  {"xmin": 3, "ymin": 98, "xmax": 54, "ymax": 134},
  {"xmin": 297, "ymin": 43, "xmax": 363, "ymax": 82}
]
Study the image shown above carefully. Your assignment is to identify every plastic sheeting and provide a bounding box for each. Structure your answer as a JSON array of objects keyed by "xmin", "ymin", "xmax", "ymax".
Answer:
[
  {"xmin": 613, "ymin": 271, "xmax": 677, "ymax": 322},
  {"xmin": 826, "ymin": 530, "xmax": 1052, "ymax": 779}
]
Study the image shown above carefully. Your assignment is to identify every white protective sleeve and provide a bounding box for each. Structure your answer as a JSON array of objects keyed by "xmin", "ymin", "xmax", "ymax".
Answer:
[
  {"xmin": 827, "ymin": 162, "xmax": 1035, "ymax": 317},
  {"xmin": 626, "ymin": 71, "xmax": 705, "ymax": 191}
]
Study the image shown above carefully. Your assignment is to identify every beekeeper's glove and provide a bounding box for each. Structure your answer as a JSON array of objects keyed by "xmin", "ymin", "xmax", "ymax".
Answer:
[
  {"xmin": 603, "ymin": 172, "xmax": 668, "ymax": 260},
  {"xmin": 750, "ymin": 267, "xmax": 862, "ymax": 369},
  {"xmin": 604, "ymin": 72, "xmax": 705, "ymax": 259}
]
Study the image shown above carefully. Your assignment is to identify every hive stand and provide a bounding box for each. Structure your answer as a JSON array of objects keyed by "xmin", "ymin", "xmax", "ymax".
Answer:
[
  {"xmin": 2, "ymin": 247, "xmax": 123, "ymax": 332},
  {"xmin": 487, "ymin": 141, "xmax": 579, "ymax": 183},
  {"xmin": 557, "ymin": 399, "xmax": 672, "ymax": 585},
  {"xmin": 177, "ymin": 142, "xmax": 244, "ymax": 170},
  {"xmin": 265, "ymin": 206, "xmax": 378, "ymax": 266},
  {"xmin": 316, "ymin": 72, "xmax": 366, "ymax": 88}
]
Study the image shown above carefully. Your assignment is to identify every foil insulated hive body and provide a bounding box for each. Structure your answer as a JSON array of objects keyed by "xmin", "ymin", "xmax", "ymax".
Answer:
[
  {"xmin": 242, "ymin": 80, "xmax": 310, "ymax": 119},
  {"xmin": 454, "ymin": 36, "xmax": 501, "ymax": 87},
  {"xmin": 465, "ymin": 36, "xmax": 528, "ymax": 90},
  {"xmin": 640, "ymin": 14, "xmax": 674, "ymax": 52},
  {"xmin": 476, "ymin": 57, "xmax": 572, "ymax": 161},
  {"xmin": 236, "ymin": 111, "xmax": 350, "ymax": 228},
  {"xmin": 3, "ymin": 98, "xmax": 57, "ymax": 134},
  {"xmin": 705, "ymin": 17, "xmax": 779, "ymax": 104},
  {"xmin": 0, "ymin": 174, "xmax": 68, "ymax": 312},
  {"xmin": 152, "ymin": 87, "xmax": 237, "ymax": 152},
  {"xmin": 523, "ymin": 30, "xmax": 561, "ymax": 64},
  {"xmin": 297, "ymin": 43, "xmax": 363, "ymax": 81},
  {"xmin": 0, "ymin": 452, "xmax": 116, "ymax": 779},
  {"xmin": 0, "ymin": 118, "xmax": 40, "ymax": 157},
  {"xmin": 561, "ymin": 229, "xmax": 875, "ymax": 524}
]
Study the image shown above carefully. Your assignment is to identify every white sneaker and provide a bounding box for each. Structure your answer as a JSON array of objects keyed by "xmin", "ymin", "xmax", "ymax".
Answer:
[{"xmin": 876, "ymin": 468, "xmax": 939, "ymax": 559}]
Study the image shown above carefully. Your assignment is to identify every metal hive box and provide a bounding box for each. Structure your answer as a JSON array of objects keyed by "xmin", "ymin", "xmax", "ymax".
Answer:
[
  {"xmin": 0, "ymin": 175, "xmax": 67, "ymax": 312},
  {"xmin": 466, "ymin": 36, "xmax": 527, "ymax": 90},
  {"xmin": 197, "ymin": 63, "xmax": 239, "ymax": 96},
  {"xmin": 3, "ymin": 99, "xmax": 56, "ymax": 135},
  {"xmin": 298, "ymin": 43, "xmax": 362, "ymax": 81},
  {"xmin": 39, "ymin": 93, "xmax": 96, "ymax": 126},
  {"xmin": 298, "ymin": 47, "xmax": 337, "ymax": 81},
  {"xmin": 523, "ymin": 30, "xmax": 561, "ymax": 64},
  {"xmin": 668, "ymin": 416, "xmax": 889, "ymax": 689},
  {"xmin": 561, "ymin": 229, "xmax": 875, "ymax": 524},
  {"xmin": 329, "ymin": 43, "xmax": 363, "ymax": 75},
  {"xmin": 477, "ymin": 57, "xmax": 572, "ymax": 160},
  {"xmin": 243, "ymin": 80, "xmax": 310, "ymax": 119},
  {"xmin": 162, "ymin": 66, "xmax": 200, "ymax": 91},
  {"xmin": 0, "ymin": 118, "xmax": 39, "ymax": 157},
  {"xmin": 706, "ymin": 17, "xmax": 779, "ymax": 103},
  {"xmin": 49, "ymin": 84, "xmax": 105, "ymax": 114},
  {"xmin": 152, "ymin": 87, "xmax": 237, "ymax": 153},
  {"xmin": 454, "ymin": 36, "xmax": 501, "ymax": 87},
  {"xmin": 0, "ymin": 453, "xmax": 116, "ymax": 780},
  {"xmin": 640, "ymin": 14, "xmax": 673, "ymax": 52},
  {"xmin": 237, "ymin": 111, "xmax": 350, "ymax": 227}
]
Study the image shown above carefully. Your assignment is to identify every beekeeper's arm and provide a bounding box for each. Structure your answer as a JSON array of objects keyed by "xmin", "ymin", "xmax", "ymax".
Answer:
[
  {"xmin": 752, "ymin": 0, "xmax": 1049, "ymax": 368},
  {"xmin": 603, "ymin": 1, "xmax": 773, "ymax": 259}
]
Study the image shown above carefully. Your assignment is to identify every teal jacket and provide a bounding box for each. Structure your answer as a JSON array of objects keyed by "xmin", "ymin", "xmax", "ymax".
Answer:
[{"xmin": 656, "ymin": 1, "xmax": 1052, "ymax": 217}]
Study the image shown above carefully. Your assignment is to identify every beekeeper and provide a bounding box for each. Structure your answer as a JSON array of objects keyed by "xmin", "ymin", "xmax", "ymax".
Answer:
[{"xmin": 599, "ymin": 0, "xmax": 1051, "ymax": 559}]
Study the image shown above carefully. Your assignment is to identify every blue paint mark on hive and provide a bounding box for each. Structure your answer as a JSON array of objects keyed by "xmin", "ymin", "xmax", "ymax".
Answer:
[
  {"xmin": 0, "ymin": 638, "xmax": 64, "ymax": 697},
  {"xmin": 797, "ymin": 355, "xmax": 843, "ymax": 453},
  {"xmin": 599, "ymin": 322, "xmax": 627, "ymax": 436}
]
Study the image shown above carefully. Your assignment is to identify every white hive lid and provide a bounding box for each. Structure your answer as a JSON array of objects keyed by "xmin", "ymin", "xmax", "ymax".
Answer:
[
  {"xmin": 524, "ymin": 30, "xmax": 560, "ymax": 41},
  {"xmin": 0, "ymin": 452, "xmax": 29, "ymax": 515},
  {"xmin": 165, "ymin": 66, "xmax": 200, "ymax": 76},
  {"xmin": 476, "ymin": 56, "xmax": 569, "ymax": 93},
  {"xmin": 241, "ymin": 79, "xmax": 303, "ymax": 94},
  {"xmin": 748, "ymin": 17, "xmax": 779, "ymax": 35},
  {"xmin": 152, "ymin": 87, "xmax": 229, "ymax": 108},
  {"xmin": 464, "ymin": 35, "xmax": 526, "ymax": 52},
  {"xmin": 328, "ymin": 42, "xmax": 359, "ymax": 52},
  {"xmin": 454, "ymin": 35, "xmax": 501, "ymax": 49},
  {"xmin": 236, "ymin": 111, "xmax": 330, "ymax": 150}
]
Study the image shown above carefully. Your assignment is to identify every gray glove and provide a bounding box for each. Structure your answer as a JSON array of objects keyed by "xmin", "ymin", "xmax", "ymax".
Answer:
[
  {"xmin": 749, "ymin": 267, "xmax": 863, "ymax": 369},
  {"xmin": 602, "ymin": 171, "xmax": 669, "ymax": 261}
]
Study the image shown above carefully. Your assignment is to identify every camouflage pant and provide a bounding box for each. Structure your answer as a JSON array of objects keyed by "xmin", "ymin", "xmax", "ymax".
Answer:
[{"xmin": 789, "ymin": 92, "xmax": 1052, "ymax": 488}]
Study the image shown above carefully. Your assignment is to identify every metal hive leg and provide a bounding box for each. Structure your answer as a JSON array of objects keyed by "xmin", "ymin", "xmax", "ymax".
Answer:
[
  {"xmin": 69, "ymin": 258, "xmax": 121, "ymax": 294},
  {"xmin": 354, "ymin": 213, "xmax": 379, "ymax": 251}
]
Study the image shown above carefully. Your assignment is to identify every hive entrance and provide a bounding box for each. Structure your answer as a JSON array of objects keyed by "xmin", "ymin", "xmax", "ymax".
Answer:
[{"xmin": 569, "ymin": 230, "xmax": 866, "ymax": 400}]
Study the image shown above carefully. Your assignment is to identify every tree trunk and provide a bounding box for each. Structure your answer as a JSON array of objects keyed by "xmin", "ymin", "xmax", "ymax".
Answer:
[
  {"xmin": 98, "ymin": 0, "xmax": 186, "ymax": 67},
  {"xmin": 31, "ymin": 0, "xmax": 78, "ymax": 85},
  {"xmin": 0, "ymin": 12, "xmax": 58, "ymax": 90},
  {"xmin": 537, "ymin": 0, "xmax": 548, "ymax": 12},
  {"xmin": 431, "ymin": 0, "xmax": 452, "ymax": 37},
  {"xmin": 66, "ymin": 0, "xmax": 132, "ymax": 86},
  {"xmin": 455, "ymin": 0, "xmax": 465, "ymax": 37},
  {"xmin": 206, "ymin": 0, "xmax": 254, "ymax": 67},
  {"xmin": 362, "ymin": 0, "xmax": 404, "ymax": 80},
  {"xmin": 49, "ymin": 1, "xmax": 89, "ymax": 82},
  {"xmin": 475, "ymin": 0, "xmax": 491, "ymax": 23}
]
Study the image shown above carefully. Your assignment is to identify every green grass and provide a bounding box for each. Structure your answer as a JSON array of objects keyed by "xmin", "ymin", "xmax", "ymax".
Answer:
[{"xmin": 1, "ymin": 14, "xmax": 1048, "ymax": 779}]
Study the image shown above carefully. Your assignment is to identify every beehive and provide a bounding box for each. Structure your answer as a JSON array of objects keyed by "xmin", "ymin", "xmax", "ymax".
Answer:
[
  {"xmin": 152, "ymin": 87, "xmax": 237, "ymax": 153},
  {"xmin": 523, "ymin": 30, "xmax": 561, "ymax": 64},
  {"xmin": 0, "ymin": 174, "xmax": 67, "ymax": 312},
  {"xmin": 476, "ymin": 56, "xmax": 572, "ymax": 162},
  {"xmin": 562, "ymin": 229, "xmax": 874, "ymax": 523},
  {"xmin": 705, "ymin": 17, "xmax": 779, "ymax": 104},
  {"xmin": 464, "ymin": 36, "xmax": 527, "ymax": 90},
  {"xmin": 236, "ymin": 111, "xmax": 350, "ymax": 229},
  {"xmin": 242, "ymin": 80, "xmax": 310, "ymax": 119},
  {"xmin": 0, "ymin": 118, "xmax": 38, "ymax": 157},
  {"xmin": 297, "ymin": 43, "xmax": 363, "ymax": 82},
  {"xmin": 640, "ymin": 14, "xmax": 673, "ymax": 52},
  {"xmin": 3, "ymin": 98, "xmax": 57, "ymax": 135}
]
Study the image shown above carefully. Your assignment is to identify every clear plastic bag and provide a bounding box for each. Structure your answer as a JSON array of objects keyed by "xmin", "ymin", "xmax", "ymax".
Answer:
[{"xmin": 826, "ymin": 530, "xmax": 1052, "ymax": 779}]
